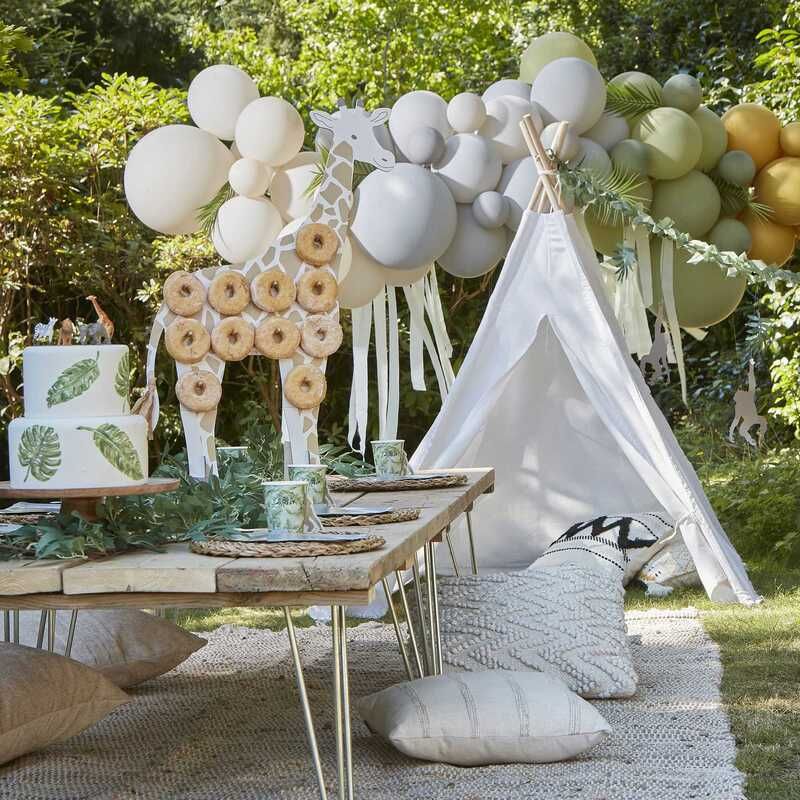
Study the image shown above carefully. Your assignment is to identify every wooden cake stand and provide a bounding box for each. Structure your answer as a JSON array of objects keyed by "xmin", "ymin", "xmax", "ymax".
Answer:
[{"xmin": 0, "ymin": 478, "xmax": 180, "ymax": 522}]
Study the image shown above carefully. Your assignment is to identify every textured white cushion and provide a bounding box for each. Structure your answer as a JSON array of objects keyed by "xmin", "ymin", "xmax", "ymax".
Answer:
[
  {"xmin": 535, "ymin": 512, "xmax": 675, "ymax": 582},
  {"xmin": 439, "ymin": 565, "xmax": 637, "ymax": 698},
  {"xmin": 17, "ymin": 610, "xmax": 205, "ymax": 688},
  {"xmin": 637, "ymin": 533, "xmax": 701, "ymax": 589},
  {"xmin": 358, "ymin": 671, "xmax": 610, "ymax": 765}
]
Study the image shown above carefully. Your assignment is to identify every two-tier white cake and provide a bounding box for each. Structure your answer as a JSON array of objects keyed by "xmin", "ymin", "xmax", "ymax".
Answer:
[{"xmin": 8, "ymin": 345, "xmax": 148, "ymax": 489}]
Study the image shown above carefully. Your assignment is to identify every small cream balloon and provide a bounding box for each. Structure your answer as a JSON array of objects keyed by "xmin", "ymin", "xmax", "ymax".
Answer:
[
  {"xmin": 234, "ymin": 97, "xmax": 305, "ymax": 166},
  {"xmin": 472, "ymin": 191, "xmax": 510, "ymax": 229},
  {"xmin": 228, "ymin": 158, "xmax": 273, "ymax": 198},
  {"xmin": 447, "ymin": 92, "xmax": 487, "ymax": 133},
  {"xmin": 211, "ymin": 196, "xmax": 283, "ymax": 264},
  {"xmin": 380, "ymin": 261, "xmax": 432, "ymax": 287},
  {"xmin": 540, "ymin": 122, "xmax": 580, "ymax": 160},
  {"xmin": 269, "ymin": 151, "xmax": 321, "ymax": 222},
  {"xmin": 187, "ymin": 64, "xmax": 259, "ymax": 141}
]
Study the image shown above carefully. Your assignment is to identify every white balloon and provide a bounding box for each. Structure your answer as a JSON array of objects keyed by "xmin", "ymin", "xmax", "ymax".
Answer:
[
  {"xmin": 433, "ymin": 133, "xmax": 502, "ymax": 203},
  {"xmin": 269, "ymin": 151, "xmax": 321, "ymax": 222},
  {"xmin": 228, "ymin": 158, "xmax": 273, "ymax": 198},
  {"xmin": 187, "ymin": 65, "xmax": 259, "ymax": 141},
  {"xmin": 212, "ymin": 196, "xmax": 283, "ymax": 264},
  {"xmin": 531, "ymin": 57, "xmax": 607, "ymax": 134},
  {"xmin": 572, "ymin": 138, "xmax": 613, "ymax": 178},
  {"xmin": 406, "ymin": 126, "xmax": 446, "ymax": 165},
  {"xmin": 380, "ymin": 261, "xmax": 431, "ymax": 286},
  {"xmin": 540, "ymin": 122, "xmax": 580, "ymax": 160},
  {"xmin": 584, "ymin": 112, "xmax": 629, "ymax": 151},
  {"xmin": 350, "ymin": 164, "xmax": 457, "ymax": 271},
  {"xmin": 124, "ymin": 124, "xmax": 234, "ymax": 235},
  {"xmin": 447, "ymin": 92, "xmax": 486, "ymax": 133},
  {"xmin": 388, "ymin": 90, "xmax": 452, "ymax": 162},
  {"xmin": 438, "ymin": 204, "xmax": 508, "ymax": 278},
  {"xmin": 338, "ymin": 235, "xmax": 386, "ymax": 309},
  {"xmin": 482, "ymin": 79, "xmax": 531, "ymax": 103},
  {"xmin": 479, "ymin": 96, "xmax": 539, "ymax": 164},
  {"xmin": 497, "ymin": 156, "xmax": 538, "ymax": 230},
  {"xmin": 472, "ymin": 191, "xmax": 510, "ymax": 228},
  {"xmin": 234, "ymin": 97, "xmax": 305, "ymax": 166}
]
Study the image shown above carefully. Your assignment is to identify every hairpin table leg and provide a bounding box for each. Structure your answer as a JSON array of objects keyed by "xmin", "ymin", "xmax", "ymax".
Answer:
[
  {"xmin": 2, "ymin": 610, "xmax": 8, "ymax": 642},
  {"xmin": 382, "ymin": 577, "xmax": 413, "ymax": 681},
  {"xmin": 424, "ymin": 543, "xmax": 441, "ymax": 675},
  {"xmin": 466, "ymin": 508, "xmax": 479, "ymax": 576},
  {"xmin": 395, "ymin": 570, "xmax": 424, "ymax": 678},
  {"xmin": 64, "ymin": 610, "xmax": 79, "ymax": 658},
  {"xmin": 411, "ymin": 557, "xmax": 432, "ymax": 675},
  {"xmin": 36, "ymin": 610, "xmax": 46, "ymax": 648},
  {"xmin": 443, "ymin": 526, "xmax": 461, "ymax": 576},
  {"xmin": 331, "ymin": 606, "xmax": 353, "ymax": 800},
  {"xmin": 47, "ymin": 609, "xmax": 56, "ymax": 652},
  {"xmin": 12, "ymin": 609, "xmax": 19, "ymax": 644}
]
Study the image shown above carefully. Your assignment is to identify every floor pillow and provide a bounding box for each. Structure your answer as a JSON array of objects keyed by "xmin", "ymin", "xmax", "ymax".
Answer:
[
  {"xmin": 534, "ymin": 512, "xmax": 675, "ymax": 583},
  {"xmin": 0, "ymin": 643, "xmax": 128, "ymax": 766},
  {"xmin": 439, "ymin": 565, "xmax": 637, "ymax": 698},
  {"xmin": 637, "ymin": 533, "xmax": 701, "ymax": 592},
  {"xmin": 17, "ymin": 609, "xmax": 206, "ymax": 688},
  {"xmin": 359, "ymin": 670, "xmax": 610, "ymax": 766}
]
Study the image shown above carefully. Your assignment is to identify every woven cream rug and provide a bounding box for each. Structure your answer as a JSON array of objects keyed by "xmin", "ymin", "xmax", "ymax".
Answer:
[{"xmin": 1, "ymin": 609, "xmax": 745, "ymax": 800}]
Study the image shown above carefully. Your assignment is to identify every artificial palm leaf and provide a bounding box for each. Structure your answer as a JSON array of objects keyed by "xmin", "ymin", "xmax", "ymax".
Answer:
[
  {"xmin": 605, "ymin": 83, "xmax": 662, "ymax": 118},
  {"xmin": 710, "ymin": 173, "xmax": 773, "ymax": 221},
  {"xmin": 304, "ymin": 146, "xmax": 376, "ymax": 199},
  {"xmin": 566, "ymin": 163, "xmax": 651, "ymax": 226},
  {"xmin": 197, "ymin": 183, "xmax": 235, "ymax": 239}
]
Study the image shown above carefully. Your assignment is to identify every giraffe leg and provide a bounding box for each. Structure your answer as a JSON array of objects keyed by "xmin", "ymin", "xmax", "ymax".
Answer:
[
  {"xmin": 728, "ymin": 414, "xmax": 741, "ymax": 443},
  {"xmin": 739, "ymin": 419, "xmax": 757, "ymax": 447}
]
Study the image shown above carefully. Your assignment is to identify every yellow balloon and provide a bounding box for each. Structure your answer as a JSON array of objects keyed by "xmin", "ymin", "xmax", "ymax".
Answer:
[
  {"xmin": 741, "ymin": 209, "xmax": 797, "ymax": 267},
  {"xmin": 520, "ymin": 32, "xmax": 596, "ymax": 82},
  {"xmin": 721, "ymin": 104, "xmax": 782, "ymax": 170},
  {"xmin": 780, "ymin": 122, "xmax": 800, "ymax": 157},
  {"xmin": 754, "ymin": 157, "xmax": 800, "ymax": 227}
]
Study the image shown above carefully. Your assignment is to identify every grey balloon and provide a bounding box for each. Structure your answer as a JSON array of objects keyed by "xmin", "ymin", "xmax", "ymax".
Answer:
[
  {"xmin": 406, "ymin": 125, "xmax": 446, "ymax": 165},
  {"xmin": 350, "ymin": 163, "xmax": 457, "ymax": 271},
  {"xmin": 433, "ymin": 133, "xmax": 502, "ymax": 203},
  {"xmin": 482, "ymin": 78, "xmax": 531, "ymax": 102},
  {"xmin": 438, "ymin": 203, "xmax": 508, "ymax": 278},
  {"xmin": 472, "ymin": 191, "xmax": 510, "ymax": 229},
  {"xmin": 497, "ymin": 156, "xmax": 538, "ymax": 230}
]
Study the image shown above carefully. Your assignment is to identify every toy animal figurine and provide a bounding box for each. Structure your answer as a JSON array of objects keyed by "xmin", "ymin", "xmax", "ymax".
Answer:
[
  {"xmin": 58, "ymin": 318, "xmax": 75, "ymax": 345},
  {"xmin": 86, "ymin": 295, "xmax": 114, "ymax": 341},
  {"xmin": 639, "ymin": 314, "xmax": 671, "ymax": 385},
  {"xmin": 728, "ymin": 359, "xmax": 767, "ymax": 447},
  {"xmin": 33, "ymin": 317, "xmax": 57, "ymax": 344},
  {"xmin": 78, "ymin": 321, "xmax": 111, "ymax": 345},
  {"xmin": 145, "ymin": 100, "xmax": 395, "ymax": 479},
  {"xmin": 131, "ymin": 378, "xmax": 157, "ymax": 439}
]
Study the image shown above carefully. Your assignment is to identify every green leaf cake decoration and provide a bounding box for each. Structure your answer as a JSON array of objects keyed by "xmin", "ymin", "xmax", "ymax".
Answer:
[
  {"xmin": 77, "ymin": 423, "xmax": 144, "ymax": 481},
  {"xmin": 18, "ymin": 425, "xmax": 61, "ymax": 482},
  {"xmin": 47, "ymin": 351, "xmax": 100, "ymax": 407},
  {"xmin": 114, "ymin": 350, "xmax": 130, "ymax": 410}
]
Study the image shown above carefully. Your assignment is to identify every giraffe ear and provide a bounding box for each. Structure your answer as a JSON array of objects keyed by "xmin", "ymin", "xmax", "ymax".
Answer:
[
  {"xmin": 368, "ymin": 108, "xmax": 391, "ymax": 126},
  {"xmin": 310, "ymin": 109, "xmax": 336, "ymax": 130}
]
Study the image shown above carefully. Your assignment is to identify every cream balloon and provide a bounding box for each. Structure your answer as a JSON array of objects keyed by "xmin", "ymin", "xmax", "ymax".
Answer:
[
  {"xmin": 482, "ymin": 79, "xmax": 531, "ymax": 103},
  {"xmin": 531, "ymin": 58, "xmax": 606, "ymax": 134},
  {"xmin": 438, "ymin": 203, "xmax": 508, "ymax": 278},
  {"xmin": 211, "ymin": 196, "xmax": 283, "ymax": 264},
  {"xmin": 433, "ymin": 133, "xmax": 502, "ymax": 203},
  {"xmin": 338, "ymin": 235, "xmax": 386, "ymax": 308},
  {"xmin": 540, "ymin": 122, "xmax": 580, "ymax": 160},
  {"xmin": 228, "ymin": 158, "xmax": 273, "ymax": 198},
  {"xmin": 124, "ymin": 124, "xmax": 234, "ymax": 235},
  {"xmin": 234, "ymin": 97, "xmax": 305, "ymax": 166},
  {"xmin": 380, "ymin": 261, "xmax": 432, "ymax": 287},
  {"xmin": 388, "ymin": 90, "xmax": 451, "ymax": 162},
  {"xmin": 497, "ymin": 156, "xmax": 538, "ymax": 230},
  {"xmin": 187, "ymin": 64, "xmax": 259, "ymax": 141},
  {"xmin": 447, "ymin": 92, "xmax": 487, "ymax": 133},
  {"xmin": 269, "ymin": 151, "xmax": 321, "ymax": 222},
  {"xmin": 584, "ymin": 113, "xmax": 629, "ymax": 151},
  {"xmin": 479, "ymin": 96, "xmax": 538, "ymax": 164}
]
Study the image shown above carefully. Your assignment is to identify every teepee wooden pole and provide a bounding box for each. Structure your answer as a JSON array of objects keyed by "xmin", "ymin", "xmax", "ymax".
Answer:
[
  {"xmin": 520, "ymin": 115, "xmax": 561, "ymax": 214},
  {"xmin": 527, "ymin": 120, "xmax": 569, "ymax": 213}
]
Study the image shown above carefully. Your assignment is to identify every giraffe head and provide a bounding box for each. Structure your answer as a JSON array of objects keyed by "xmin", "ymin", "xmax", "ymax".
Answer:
[{"xmin": 310, "ymin": 100, "xmax": 395, "ymax": 171}]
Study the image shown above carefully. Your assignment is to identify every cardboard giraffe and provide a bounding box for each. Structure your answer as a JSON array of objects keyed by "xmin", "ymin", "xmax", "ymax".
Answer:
[
  {"xmin": 639, "ymin": 312, "xmax": 671, "ymax": 385},
  {"xmin": 146, "ymin": 101, "xmax": 394, "ymax": 478},
  {"xmin": 728, "ymin": 359, "xmax": 767, "ymax": 447}
]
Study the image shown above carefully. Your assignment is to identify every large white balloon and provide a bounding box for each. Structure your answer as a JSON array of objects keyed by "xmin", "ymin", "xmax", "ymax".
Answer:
[
  {"xmin": 479, "ymin": 96, "xmax": 539, "ymax": 164},
  {"xmin": 234, "ymin": 97, "xmax": 305, "ymax": 166},
  {"xmin": 531, "ymin": 57, "xmax": 607, "ymax": 134},
  {"xmin": 540, "ymin": 122, "xmax": 580, "ymax": 160},
  {"xmin": 497, "ymin": 156, "xmax": 538, "ymax": 230},
  {"xmin": 350, "ymin": 164, "xmax": 457, "ymax": 271},
  {"xmin": 124, "ymin": 125, "xmax": 234, "ymax": 235},
  {"xmin": 388, "ymin": 90, "xmax": 451, "ymax": 162},
  {"xmin": 433, "ymin": 133, "xmax": 502, "ymax": 203},
  {"xmin": 228, "ymin": 158, "xmax": 273, "ymax": 198},
  {"xmin": 187, "ymin": 65, "xmax": 259, "ymax": 141},
  {"xmin": 269, "ymin": 151, "xmax": 321, "ymax": 222},
  {"xmin": 438, "ymin": 204, "xmax": 508, "ymax": 278},
  {"xmin": 338, "ymin": 235, "xmax": 386, "ymax": 309},
  {"xmin": 584, "ymin": 112, "xmax": 629, "ymax": 151},
  {"xmin": 211, "ymin": 196, "xmax": 283, "ymax": 264},
  {"xmin": 447, "ymin": 92, "xmax": 486, "ymax": 133},
  {"xmin": 482, "ymin": 79, "xmax": 531, "ymax": 103}
]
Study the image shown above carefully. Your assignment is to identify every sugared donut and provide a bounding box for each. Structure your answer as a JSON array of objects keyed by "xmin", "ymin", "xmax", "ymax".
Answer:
[
  {"xmin": 175, "ymin": 370, "xmax": 222, "ymax": 412},
  {"xmin": 284, "ymin": 364, "xmax": 327, "ymax": 410},
  {"xmin": 163, "ymin": 270, "xmax": 206, "ymax": 316},
  {"xmin": 165, "ymin": 317, "xmax": 211, "ymax": 364},
  {"xmin": 301, "ymin": 315, "xmax": 343, "ymax": 358},
  {"xmin": 211, "ymin": 317, "xmax": 255, "ymax": 361},
  {"xmin": 254, "ymin": 317, "xmax": 301, "ymax": 359},
  {"xmin": 251, "ymin": 268, "xmax": 296, "ymax": 312},
  {"xmin": 296, "ymin": 223, "xmax": 339, "ymax": 267},
  {"xmin": 297, "ymin": 270, "xmax": 338, "ymax": 313},
  {"xmin": 208, "ymin": 270, "xmax": 250, "ymax": 315}
]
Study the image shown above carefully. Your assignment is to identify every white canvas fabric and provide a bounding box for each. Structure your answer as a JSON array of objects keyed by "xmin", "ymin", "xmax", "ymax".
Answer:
[{"xmin": 412, "ymin": 210, "xmax": 760, "ymax": 606}]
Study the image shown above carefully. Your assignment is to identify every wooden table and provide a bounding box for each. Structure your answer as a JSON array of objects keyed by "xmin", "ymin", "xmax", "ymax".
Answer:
[{"xmin": 0, "ymin": 467, "xmax": 494, "ymax": 800}]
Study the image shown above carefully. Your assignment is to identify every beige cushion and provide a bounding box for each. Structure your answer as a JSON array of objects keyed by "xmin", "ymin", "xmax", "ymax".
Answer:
[
  {"xmin": 0, "ymin": 643, "xmax": 128, "ymax": 765},
  {"xmin": 359, "ymin": 671, "xmax": 610, "ymax": 766},
  {"xmin": 18, "ymin": 610, "xmax": 205, "ymax": 688}
]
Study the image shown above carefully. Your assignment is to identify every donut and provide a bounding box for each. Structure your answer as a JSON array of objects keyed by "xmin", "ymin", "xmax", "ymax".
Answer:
[
  {"xmin": 165, "ymin": 317, "xmax": 211, "ymax": 364},
  {"xmin": 301, "ymin": 315, "xmax": 343, "ymax": 358},
  {"xmin": 175, "ymin": 370, "xmax": 222, "ymax": 412},
  {"xmin": 208, "ymin": 270, "xmax": 250, "ymax": 315},
  {"xmin": 297, "ymin": 270, "xmax": 338, "ymax": 313},
  {"xmin": 254, "ymin": 317, "xmax": 301, "ymax": 359},
  {"xmin": 211, "ymin": 317, "xmax": 255, "ymax": 361},
  {"xmin": 163, "ymin": 270, "xmax": 205, "ymax": 316},
  {"xmin": 296, "ymin": 223, "xmax": 339, "ymax": 267},
  {"xmin": 251, "ymin": 268, "xmax": 296, "ymax": 312},
  {"xmin": 284, "ymin": 364, "xmax": 327, "ymax": 410}
]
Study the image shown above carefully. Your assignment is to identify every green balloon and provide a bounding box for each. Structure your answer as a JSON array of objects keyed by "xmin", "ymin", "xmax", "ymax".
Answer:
[
  {"xmin": 611, "ymin": 138, "xmax": 651, "ymax": 175},
  {"xmin": 651, "ymin": 170, "xmax": 721, "ymax": 238},
  {"xmin": 649, "ymin": 239, "xmax": 747, "ymax": 327},
  {"xmin": 520, "ymin": 32, "xmax": 597, "ymax": 82},
  {"xmin": 717, "ymin": 150, "xmax": 756, "ymax": 187},
  {"xmin": 708, "ymin": 218, "xmax": 752, "ymax": 254},
  {"xmin": 583, "ymin": 178, "xmax": 653, "ymax": 256},
  {"xmin": 632, "ymin": 107, "xmax": 703, "ymax": 180},
  {"xmin": 609, "ymin": 71, "xmax": 663, "ymax": 99},
  {"xmin": 691, "ymin": 106, "xmax": 728, "ymax": 172},
  {"xmin": 662, "ymin": 74, "xmax": 702, "ymax": 114}
]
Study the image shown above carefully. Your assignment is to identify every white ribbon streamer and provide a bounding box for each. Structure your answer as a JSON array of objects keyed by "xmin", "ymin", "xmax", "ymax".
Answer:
[
  {"xmin": 386, "ymin": 286, "xmax": 400, "ymax": 439},
  {"xmin": 407, "ymin": 281, "xmax": 426, "ymax": 391},
  {"xmin": 660, "ymin": 239, "xmax": 688, "ymax": 404},
  {"xmin": 634, "ymin": 227, "xmax": 653, "ymax": 307},
  {"xmin": 372, "ymin": 288, "xmax": 389, "ymax": 439},
  {"xmin": 403, "ymin": 281, "xmax": 449, "ymax": 400},
  {"xmin": 423, "ymin": 270, "xmax": 455, "ymax": 390},
  {"xmin": 347, "ymin": 303, "xmax": 373, "ymax": 454}
]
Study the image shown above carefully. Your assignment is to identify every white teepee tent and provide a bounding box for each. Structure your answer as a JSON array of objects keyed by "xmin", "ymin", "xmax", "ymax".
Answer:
[{"xmin": 411, "ymin": 119, "xmax": 760, "ymax": 606}]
